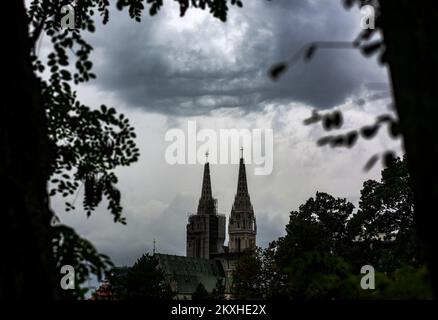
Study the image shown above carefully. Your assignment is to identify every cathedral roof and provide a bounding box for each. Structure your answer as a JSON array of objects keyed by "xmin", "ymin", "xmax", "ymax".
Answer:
[{"xmin": 155, "ymin": 254, "xmax": 225, "ymax": 294}]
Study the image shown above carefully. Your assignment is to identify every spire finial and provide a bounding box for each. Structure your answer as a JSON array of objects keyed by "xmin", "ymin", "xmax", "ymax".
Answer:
[
  {"xmin": 240, "ymin": 147, "xmax": 244, "ymax": 159},
  {"xmin": 153, "ymin": 238, "xmax": 156, "ymax": 255},
  {"xmin": 205, "ymin": 150, "xmax": 209, "ymax": 163}
]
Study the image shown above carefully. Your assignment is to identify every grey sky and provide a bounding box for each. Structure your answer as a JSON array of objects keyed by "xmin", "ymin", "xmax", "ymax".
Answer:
[{"xmin": 81, "ymin": 0, "xmax": 389, "ymax": 115}]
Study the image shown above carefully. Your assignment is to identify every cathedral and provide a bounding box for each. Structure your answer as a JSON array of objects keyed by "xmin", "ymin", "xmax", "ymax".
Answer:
[
  {"xmin": 155, "ymin": 151, "xmax": 257, "ymax": 299},
  {"xmin": 186, "ymin": 151, "xmax": 257, "ymax": 259}
]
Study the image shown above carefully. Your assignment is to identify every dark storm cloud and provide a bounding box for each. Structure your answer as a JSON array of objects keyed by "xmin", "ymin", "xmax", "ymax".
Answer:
[{"xmin": 87, "ymin": 0, "xmax": 387, "ymax": 116}]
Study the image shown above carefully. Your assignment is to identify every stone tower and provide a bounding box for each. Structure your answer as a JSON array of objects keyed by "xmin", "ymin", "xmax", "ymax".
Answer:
[
  {"xmin": 187, "ymin": 159, "xmax": 226, "ymax": 259},
  {"xmin": 228, "ymin": 151, "xmax": 257, "ymax": 253}
]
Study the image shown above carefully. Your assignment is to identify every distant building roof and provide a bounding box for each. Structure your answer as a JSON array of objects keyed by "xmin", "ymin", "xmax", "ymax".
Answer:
[{"xmin": 155, "ymin": 254, "xmax": 225, "ymax": 294}]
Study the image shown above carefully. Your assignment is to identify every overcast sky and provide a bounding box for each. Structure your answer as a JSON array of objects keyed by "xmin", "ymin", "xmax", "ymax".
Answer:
[{"xmin": 45, "ymin": 0, "xmax": 401, "ymax": 267}]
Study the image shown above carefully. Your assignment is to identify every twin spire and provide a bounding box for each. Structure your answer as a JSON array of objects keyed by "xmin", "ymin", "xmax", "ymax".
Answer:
[
  {"xmin": 189, "ymin": 148, "xmax": 256, "ymax": 258},
  {"xmin": 197, "ymin": 148, "xmax": 250, "ymax": 215}
]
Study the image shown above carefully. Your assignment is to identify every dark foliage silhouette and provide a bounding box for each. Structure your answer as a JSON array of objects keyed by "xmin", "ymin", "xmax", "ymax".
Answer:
[
  {"xmin": 269, "ymin": 0, "xmax": 438, "ymax": 296},
  {"xmin": 211, "ymin": 278, "xmax": 226, "ymax": 300},
  {"xmin": 107, "ymin": 254, "xmax": 173, "ymax": 300},
  {"xmin": 6, "ymin": 0, "xmax": 246, "ymax": 299},
  {"xmin": 192, "ymin": 283, "xmax": 211, "ymax": 300},
  {"xmin": 233, "ymin": 158, "xmax": 432, "ymax": 299}
]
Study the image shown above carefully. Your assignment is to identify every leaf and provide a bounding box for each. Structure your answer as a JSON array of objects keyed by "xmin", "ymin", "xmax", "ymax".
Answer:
[
  {"xmin": 383, "ymin": 150, "xmax": 396, "ymax": 167},
  {"xmin": 346, "ymin": 131, "xmax": 358, "ymax": 148},
  {"xmin": 332, "ymin": 111, "xmax": 343, "ymax": 128},
  {"xmin": 269, "ymin": 63, "xmax": 287, "ymax": 80},
  {"xmin": 87, "ymin": 24, "xmax": 96, "ymax": 33},
  {"xmin": 377, "ymin": 114, "xmax": 393, "ymax": 123},
  {"xmin": 303, "ymin": 110, "xmax": 321, "ymax": 125},
  {"xmin": 361, "ymin": 125, "xmax": 379, "ymax": 139},
  {"xmin": 364, "ymin": 154, "xmax": 380, "ymax": 172},
  {"xmin": 322, "ymin": 115, "xmax": 333, "ymax": 131},
  {"xmin": 304, "ymin": 116, "xmax": 320, "ymax": 125},
  {"xmin": 317, "ymin": 136, "xmax": 333, "ymax": 147},
  {"xmin": 331, "ymin": 135, "xmax": 345, "ymax": 147},
  {"xmin": 342, "ymin": 0, "xmax": 355, "ymax": 9},
  {"xmin": 322, "ymin": 111, "xmax": 343, "ymax": 131},
  {"xmin": 361, "ymin": 41, "xmax": 383, "ymax": 57},
  {"xmin": 84, "ymin": 61, "xmax": 93, "ymax": 70},
  {"xmin": 60, "ymin": 70, "xmax": 71, "ymax": 80},
  {"xmin": 304, "ymin": 44, "xmax": 317, "ymax": 61}
]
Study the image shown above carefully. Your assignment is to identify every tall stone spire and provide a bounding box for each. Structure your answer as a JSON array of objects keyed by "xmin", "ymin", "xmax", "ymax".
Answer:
[
  {"xmin": 228, "ymin": 149, "xmax": 257, "ymax": 253},
  {"xmin": 232, "ymin": 148, "xmax": 252, "ymax": 212},
  {"xmin": 187, "ymin": 158, "xmax": 225, "ymax": 259},
  {"xmin": 197, "ymin": 159, "xmax": 217, "ymax": 215}
]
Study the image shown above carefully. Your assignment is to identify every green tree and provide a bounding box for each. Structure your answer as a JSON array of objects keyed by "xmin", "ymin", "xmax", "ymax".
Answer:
[
  {"xmin": 258, "ymin": 242, "xmax": 288, "ymax": 299},
  {"xmin": 350, "ymin": 156, "xmax": 422, "ymax": 273},
  {"xmin": 274, "ymin": 160, "xmax": 433, "ymax": 299},
  {"xmin": 336, "ymin": 265, "xmax": 433, "ymax": 300},
  {"xmin": 232, "ymin": 249, "xmax": 264, "ymax": 299},
  {"xmin": 285, "ymin": 251, "xmax": 354, "ymax": 300},
  {"xmin": 274, "ymin": 193, "xmax": 356, "ymax": 299},
  {"xmin": 382, "ymin": 265, "xmax": 433, "ymax": 300},
  {"xmin": 276, "ymin": 192, "xmax": 354, "ymax": 268},
  {"xmin": 106, "ymin": 266, "xmax": 130, "ymax": 299},
  {"xmin": 108, "ymin": 254, "xmax": 173, "ymax": 300},
  {"xmin": 192, "ymin": 283, "xmax": 210, "ymax": 301},
  {"xmin": 228, "ymin": 163, "xmax": 432, "ymax": 299},
  {"xmin": 211, "ymin": 278, "xmax": 225, "ymax": 300}
]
